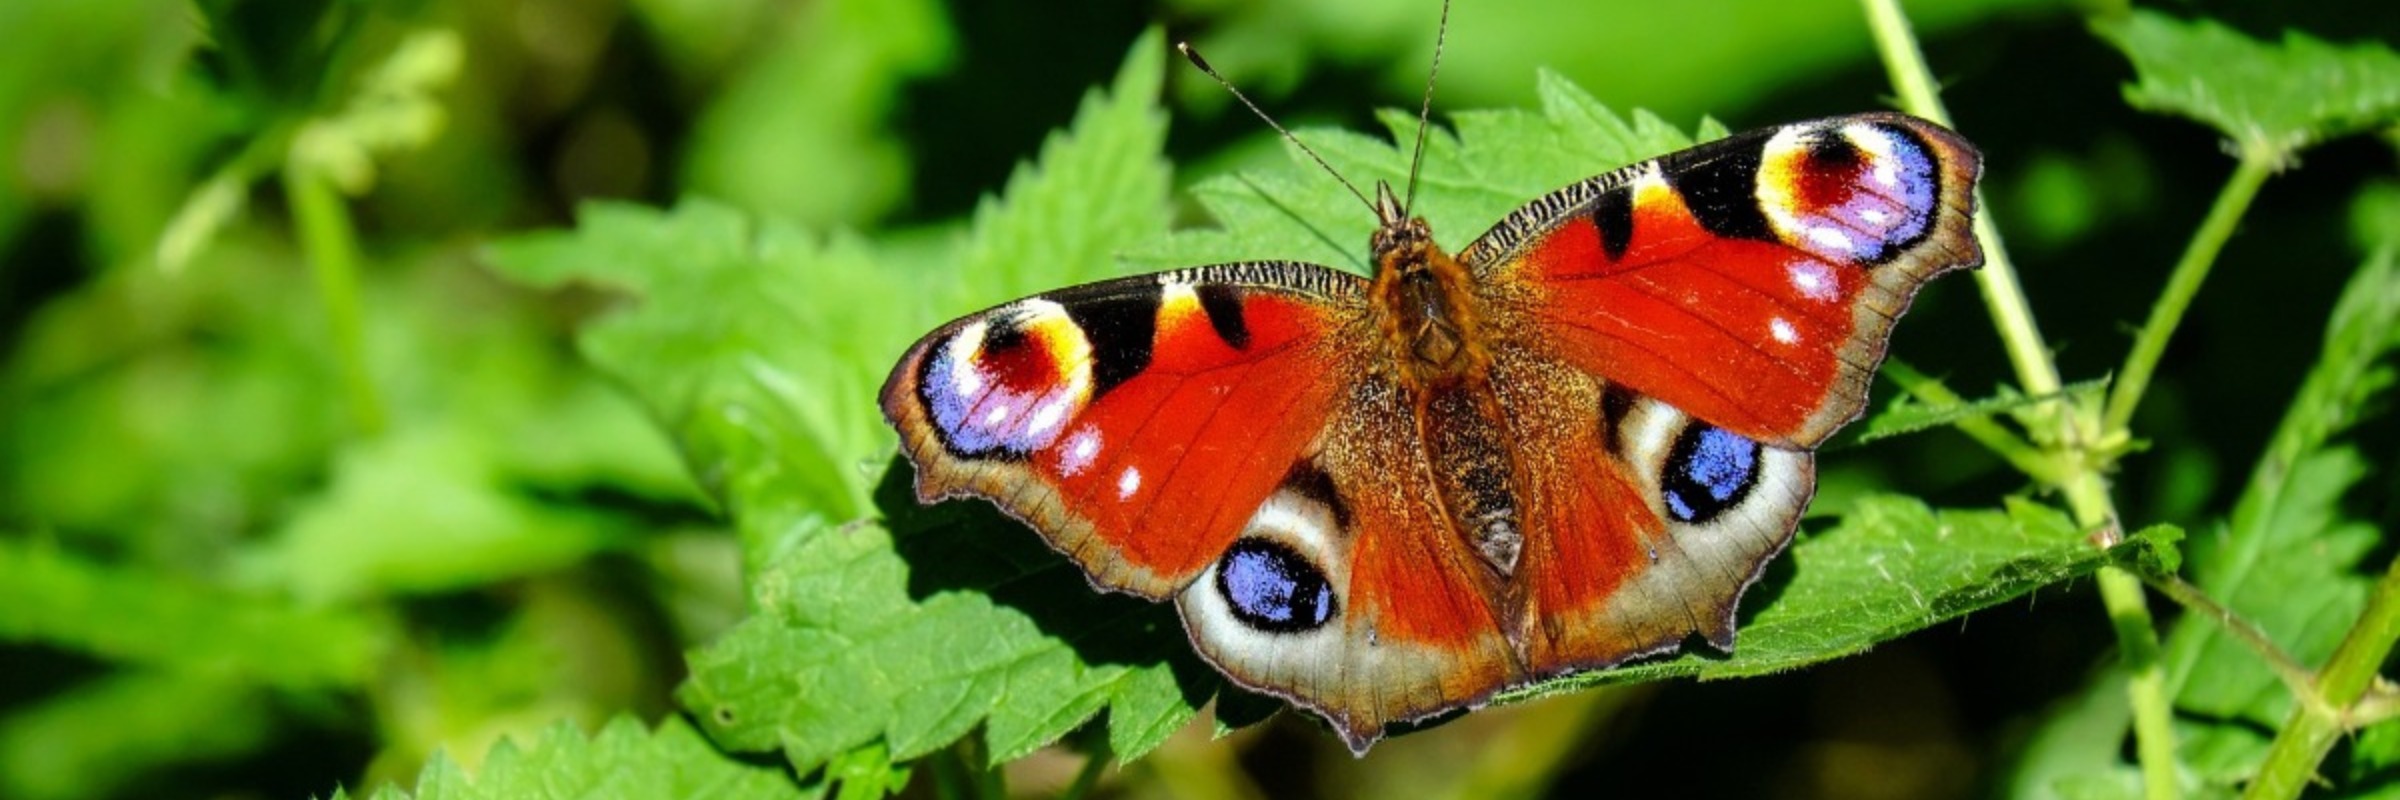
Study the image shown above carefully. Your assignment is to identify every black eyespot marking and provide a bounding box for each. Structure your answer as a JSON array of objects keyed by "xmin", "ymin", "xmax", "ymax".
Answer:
[
  {"xmin": 1281, "ymin": 461, "xmax": 1352, "ymax": 533},
  {"xmin": 1061, "ymin": 293, "xmax": 1158, "ymax": 396},
  {"xmin": 1598, "ymin": 382, "xmax": 1637, "ymax": 458},
  {"xmin": 1662, "ymin": 422, "xmax": 1761, "ymax": 524},
  {"xmin": 981, "ymin": 317, "xmax": 1028, "ymax": 351},
  {"xmin": 1217, "ymin": 537, "xmax": 1337, "ymax": 633},
  {"xmin": 1804, "ymin": 128, "xmax": 1865, "ymax": 172},
  {"xmin": 1589, "ymin": 185, "xmax": 1634, "ymax": 261},
  {"xmin": 1662, "ymin": 132, "xmax": 1773, "ymax": 242},
  {"xmin": 1195, "ymin": 283, "xmax": 1252, "ymax": 350}
]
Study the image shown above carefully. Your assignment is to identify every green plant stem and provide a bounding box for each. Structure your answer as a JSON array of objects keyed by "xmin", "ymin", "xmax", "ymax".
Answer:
[
  {"xmin": 1880, "ymin": 361, "xmax": 2061, "ymax": 482},
  {"xmin": 2104, "ymin": 151, "xmax": 2277, "ymax": 433},
  {"xmin": 1061, "ymin": 743, "xmax": 1111, "ymax": 800},
  {"xmin": 2145, "ymin": 574, "xmax": 2317, "ymax": 709},
  {"xmin": 1859, "ymin": 2, "xmax": 2178, "ymax": 798},
  {"xmin": 1860, "ymin": 0, "xmax": 2060, "ymax": 400},
  {"xmin": 282, "ymin": 164, "xmax": 386, "ymax": 436},
  {"xmin": 2243, "ymin": 553, "xmax": 2400, "ymax": 800}
]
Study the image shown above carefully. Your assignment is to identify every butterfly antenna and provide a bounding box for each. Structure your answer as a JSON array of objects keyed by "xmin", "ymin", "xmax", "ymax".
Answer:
[
  {"xmin": 1400, "ymin": 0, "xmax": 1450, "ymax": 218},
  {"xmin": 1178, "ymin": 41, "xmax": 1378, "ymax": 217}
]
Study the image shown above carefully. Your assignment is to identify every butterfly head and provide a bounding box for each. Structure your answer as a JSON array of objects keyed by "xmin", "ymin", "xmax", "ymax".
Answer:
[{"xmin": 1368, "ymin": 182, "xmax": 1435, "ymax": 268}]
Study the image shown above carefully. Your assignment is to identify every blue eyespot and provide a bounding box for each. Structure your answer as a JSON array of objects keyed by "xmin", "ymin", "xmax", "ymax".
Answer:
[
  {"xmin": 1217, "ymin": 538, "xmax": 1336, "ymax": 633},
  {"xmin": 1663, "ymin": 423, "xmax": 1760, "ymax": 524}
]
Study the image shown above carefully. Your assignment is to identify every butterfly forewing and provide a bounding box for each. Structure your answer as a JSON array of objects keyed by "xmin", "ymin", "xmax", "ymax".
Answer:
[
  {"xmin": 1465, "ymin": 113, "xmax": 1983, "ymax": 448},
  {"xmin": 881, "ymin": 262, "xmax": 1368, "ymax": 598}
]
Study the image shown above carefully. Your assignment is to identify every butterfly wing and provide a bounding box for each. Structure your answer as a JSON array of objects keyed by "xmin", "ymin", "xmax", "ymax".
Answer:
[
  {"xmin": 882, "ymin": 263, "xmax": 1371, "ymax": 598},
  {"xmin": 1465, "ymin": 114, "xmax": 1980, "ymax": 674},
  {"xmin": 1465, "ymin": 113, "xmax": 1983, "ymax": 448}
]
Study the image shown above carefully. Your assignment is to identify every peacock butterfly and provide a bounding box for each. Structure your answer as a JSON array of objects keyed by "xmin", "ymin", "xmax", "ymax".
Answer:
[{"xmin": 880, "ymin": 52, "xmax": 1982, "ymax": 752}]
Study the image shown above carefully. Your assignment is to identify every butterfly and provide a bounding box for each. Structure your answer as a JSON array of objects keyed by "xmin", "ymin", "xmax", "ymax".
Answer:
[{"xmin": 881, "ymin": 109, "xmax": 1982, "ymax": 752}]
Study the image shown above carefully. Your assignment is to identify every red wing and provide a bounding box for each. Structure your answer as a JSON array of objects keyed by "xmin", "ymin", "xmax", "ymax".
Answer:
[
  {"xmin": 881, "ymin": 263, "xmax": 1365, "ymax": 598},
  {"xmin": 1465, "ymin": 113, "xmax": 1982, "ymax": 448}
]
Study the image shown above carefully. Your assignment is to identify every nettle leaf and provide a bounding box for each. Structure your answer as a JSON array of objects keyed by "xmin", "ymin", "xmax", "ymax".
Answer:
[
  {"xmin": 1137, "ymin": 70, "xmax": 1722, "ymax": 275},
  {"xmin": 491, "ymin": 31, "xmax": 1183, "ymax": 775},
  {"xmin": 2156, "ymin": 244, "xmax": 2400, "ymax": 784},
  {"xmin": 0, "ymin": 671, "xmax": 273, "ymax": 800},
  {"xmin": 2097, "ymin": 10, "xmax": 2400, "ymax": 157},
  {"xmin": 334, "ymin": 717, "xmax": 811, "ymax": 800},
  {"xmin": 679, "ymin": 0, "xmax": 953, "ymax": 226},
  {"xmin": 0, "ymin": 537, "xmax": 382, "ymax": 687},
  {"xmin": 1512, "ymin": 495, "xmax": 2149, "ymax": 696},
  {"xmin": 677, "ymin": 481, "xmax": 1201, "ymax": 773},
  {"xmin": 1853, "ymin": 377, "xmax": 2108, "ymax": 445},
  {"xmin": 244, "ymin": 427, "xmax": 640, "ymax": 603}
]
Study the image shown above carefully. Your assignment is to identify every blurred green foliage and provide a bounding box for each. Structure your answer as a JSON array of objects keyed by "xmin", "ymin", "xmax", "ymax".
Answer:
[{"xmin": 2, "ymin": 0, "xmax": 2397, "ymax": 798}]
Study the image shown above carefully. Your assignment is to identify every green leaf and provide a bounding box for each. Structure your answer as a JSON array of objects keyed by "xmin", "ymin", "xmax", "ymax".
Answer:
[
  {"xmin": 2003, "ymin": 667, "xmax": 2142, "ymax": 800},
  {"xmin": 0, "ymin": 237, "xmax": 342, "ymax": 552},
  {"xmin": 677, "ymin": 0, "xmax": 953, "ymax": 225},
  {"xmin": 0, "ymin": 537, "xmax": 383, "ymax": 687},
  {"xmin": 1852, "ymin": 378, "xmax": 2108, "ymax": 445},
  {"xmin": 2348, "ymin": 719, "xmax": 2400, "ymax": 784},
  {"xmin": 493, "ymin": 30, "xmax": 1187, "ymax": 774},
  {"xmin": 1167, "ymin": 0, "xmax": 2051, "ymax": 126},
  {"xmin": 676, "ymin": 494, "xmax": 1203, "ymax": 774},
  {"xmin": 2155, "ymin": 240, "xmax": 2400, "ymax": 784},
  {"xmin": 2097, "ymin": 10, "xmax": 2400, "ymax": 158},
  {"xmin": 490, "ymin": 201, "xmax": 905, "ymax": 527},
  {"xmin": 1139, "ymin": 70, "xmax": 1717, "ymax": 275},
  {"xmin": 337, "ymin": 716, "xmax": 813, "ymax": 800},
  {"xmin": 1508, "ymin": 495, "xmax": 2146, "ymax": 696},
  {"xmin": 945, "ymin": 28, "xmax": 1174, "ymax": 308},
  {"xmin": 0, "ymin": 671, "xmax": 274, "ymax": 800},
  {"xmin": 242, "ymin": 427, "xmax": 639, "ymax": 603}
]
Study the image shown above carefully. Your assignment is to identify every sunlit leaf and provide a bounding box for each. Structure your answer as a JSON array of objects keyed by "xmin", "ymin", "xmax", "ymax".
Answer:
[
  {"xmin": 1520, "ymin": 496, "xmax": 2149, "ymax": 694},
  {"xmin": 0, "ymin": 671, "xmax": 274, "ymax": 800},
  {"xmin": 334, "ymin": 717, "xmax": 813, "ymax": 800},
  {"xmin": 494, "ymin": 31, "xmax": 1187, "ymax": 774},
  {"xmin": 0, "ymin": 538, "xmax": 383, "ymax": 686},
  {"xmin": 1853, "ymin": 379, "xmax": 2108, "ymax": 445},
  {"xmin": 677, "ymin": 0, "xmax": 953, "ymax": 225},
  {"xmin": 2097, "ymin": 10, "xmax": 2400, "ymax": 157}
]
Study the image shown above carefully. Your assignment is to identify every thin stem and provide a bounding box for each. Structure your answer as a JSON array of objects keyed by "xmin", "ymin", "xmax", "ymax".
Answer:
[
  {"xmin": 2104, "ymin": 151, "xmax": 2278, "ymax": 432},
  {"xmin": 1060, "ymin": 742, "xmax": 1111, "ymax": 800},
  {"xmin": 2244, "ymin": 553, "xmax": 2400, "ymax": 800},
  {"xmin": 1858, "ymin": 2, "xmax": 2178, "ymax": 797},
  {"xmin": 281, "ymin": 164, "xmax": 386, "ymax": 436},
  {"xmin": 2145, "ymin": 574, "xmax": 2319, "ymax": 706},
  {"xmin": 1860, "ymin": 0, "xmax": 2061, "ymax": 399},
  {"xmin": 1880, "ymin": 361, "xmax": 2062, "ymax": 483},
  {"xmin": 2099, "ymin": 565, "xmax": 2184, "ymax": 800}
]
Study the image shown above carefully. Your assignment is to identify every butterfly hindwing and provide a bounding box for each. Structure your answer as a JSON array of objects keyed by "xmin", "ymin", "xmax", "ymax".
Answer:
[
  {"xmin": 883, "ymin": 263, "xmax": 1369, "ymax": 598},
  {"xmin": 1466, "ymin": 113, "xmax": 1983, "ymax": 448},
  {"xmin": 1485, "ymin": 349, "xmax": 1816, "ymax": 673}
]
